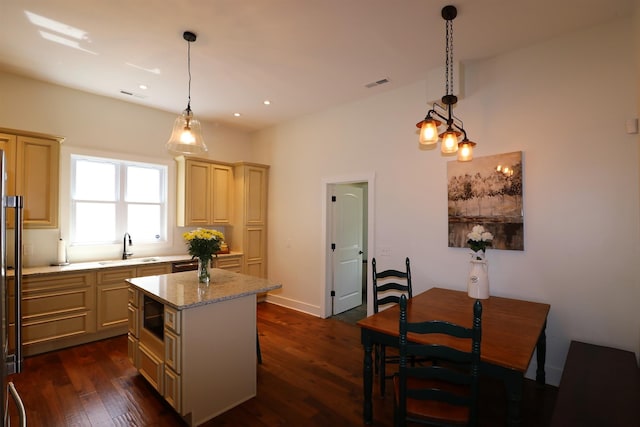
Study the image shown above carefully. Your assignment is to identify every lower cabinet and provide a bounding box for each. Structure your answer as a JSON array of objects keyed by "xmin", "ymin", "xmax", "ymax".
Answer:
[
  {"xmin": 13, "ymin": 261, "xmax": 174, "ymax": 356},
  {"xmin": 12, "ymin": 272, "xmax": 96, "ymax": 356}
]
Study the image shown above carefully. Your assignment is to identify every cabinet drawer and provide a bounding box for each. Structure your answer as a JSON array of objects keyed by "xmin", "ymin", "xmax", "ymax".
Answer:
[
  {"xmin": 139, "ymin": 343, "xmax": 164, "ymax": 394},
  {"xmin": 23, "ymin": 312, "xmax": 92, "ymax": 345},
  {"xmin": 164, "ymin": 329, "xmax": 181, "ymax": 374},
  {"xmin": 164, "ymin": 306, "xmax": 181, "ymax": 334},
  {"xmin": 136, "ymin": 264, "xmax": 171, "ymax": 277},
  {"xmin": 164, "ymin": 367, "xmax": 181, "ymax": 412},
  {"xmin": 215, "ymin": 256, "xmax": 242, "ymax": 272},
  {"xmin": 96, "ymin": 267, "xmax": 137, "ymax": 285},
  {"xmin": 22, "ymin": 281, "xmax": 94, "ymax": 320}
]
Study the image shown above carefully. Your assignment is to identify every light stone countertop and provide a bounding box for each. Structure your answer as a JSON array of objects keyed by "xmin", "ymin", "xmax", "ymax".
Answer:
[
  {"xmin": 126, "ymin": 269, "xmax": 282, "ymax": 310},
  {"xmin": 14, "ymin": 253, "xmax": 242, "ymax": 277}
]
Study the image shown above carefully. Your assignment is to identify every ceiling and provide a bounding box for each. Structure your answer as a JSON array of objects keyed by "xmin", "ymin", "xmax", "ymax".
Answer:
[{"xmin": 0, "ymin": 0, "xmax": 635, "ymax": 132}]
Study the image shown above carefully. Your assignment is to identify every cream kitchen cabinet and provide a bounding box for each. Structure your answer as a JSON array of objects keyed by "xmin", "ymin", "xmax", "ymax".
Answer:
[
  {"xmin": 97, "ymin": 263, "xmax": 172, "ymax": 332},
  {"xmin": 10, "ymin": 271, "xmax": 96, "ymax": 356},
  {"xmin": 213, "ymin": 253, "xmax": 243, "ymax": 273},
  {"xmin": 231, "ymin": 163, "xmax": 269, "ymax": 278},
  {"xmin": 0, "ymin": 128, "xmax": 63, "ymax": 228},
  {"xmin": 175, "ymin": 156, "xmax": 233, "ymax": 226}
]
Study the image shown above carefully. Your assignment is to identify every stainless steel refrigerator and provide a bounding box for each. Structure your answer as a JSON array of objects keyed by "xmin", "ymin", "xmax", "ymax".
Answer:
[{"xmin": 0, "ymin": 150, "xmax": 26, "ymax": 426}]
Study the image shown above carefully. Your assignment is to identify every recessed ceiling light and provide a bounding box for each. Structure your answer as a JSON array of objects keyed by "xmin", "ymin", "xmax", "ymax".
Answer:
[
  {"xmin": 263, "ymin": 100, "xmax": 271, "ymax": 105},
  {"xmin": 233, "ymin": 113, "xmax": 241, "ymax": 117},
  {"xmin": 139, "ymin": 84, "xmax": 148, "ymax": 90}
]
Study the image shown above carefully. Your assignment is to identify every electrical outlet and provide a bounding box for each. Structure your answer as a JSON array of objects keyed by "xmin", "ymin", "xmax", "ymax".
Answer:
[{"xmin": 380, "ymin": 247, "xmax": 392, "ymax": 257}]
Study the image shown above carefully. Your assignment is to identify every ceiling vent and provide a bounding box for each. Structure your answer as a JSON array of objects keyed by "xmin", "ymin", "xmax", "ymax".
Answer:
[
  {"xmin": 119, "ymin": 90, "xmax": 147, "ymax": 99},
  {"xmin": 365, "ymin": 78, "xmax": 390, "ymax": 88}
]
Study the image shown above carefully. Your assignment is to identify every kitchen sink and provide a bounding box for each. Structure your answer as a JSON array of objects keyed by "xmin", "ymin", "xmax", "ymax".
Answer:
[{"xmin": 98, "ymin": 257, "xmax": 160, "ymax": 266}]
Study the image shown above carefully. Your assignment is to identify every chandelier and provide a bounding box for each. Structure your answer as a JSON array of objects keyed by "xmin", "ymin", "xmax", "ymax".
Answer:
[{"xmin": 416, "ymin": 5, "xmax": 476, "ymax": 161}]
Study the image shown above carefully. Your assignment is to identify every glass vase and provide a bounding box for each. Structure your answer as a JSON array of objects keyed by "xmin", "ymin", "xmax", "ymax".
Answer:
[{"xmin": 197, "ymin": 256, "xmax": 210, "ymax": 284}]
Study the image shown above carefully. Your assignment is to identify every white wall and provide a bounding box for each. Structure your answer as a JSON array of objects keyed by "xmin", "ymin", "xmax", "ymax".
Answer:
[
  {"xmin": 0, "ymin": 70, "xmax": 252, "ymax": 265},
  {"xmin": 252, "ymin": 17, "xmax": 640, "ymax": 385}
]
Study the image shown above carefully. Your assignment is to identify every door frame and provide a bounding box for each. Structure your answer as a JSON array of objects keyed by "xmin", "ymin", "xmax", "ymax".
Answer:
[{"xmin": 321, "ymin": 173, "xmax": 375, "ymax": 318}]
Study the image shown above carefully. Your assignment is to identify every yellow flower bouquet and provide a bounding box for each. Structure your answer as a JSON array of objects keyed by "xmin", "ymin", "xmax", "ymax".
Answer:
[{"xmin": 183, "ymin": 228, "xmax": 225, "ymax": 283}]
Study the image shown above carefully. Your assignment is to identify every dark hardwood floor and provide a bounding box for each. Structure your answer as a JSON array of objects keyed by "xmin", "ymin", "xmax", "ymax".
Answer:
[{"xmin": 8, "ymin": 302, "xmax": 557, "ymax": 426}]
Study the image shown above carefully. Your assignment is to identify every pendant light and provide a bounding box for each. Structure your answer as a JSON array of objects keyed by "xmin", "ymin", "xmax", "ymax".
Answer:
[
  {"xmin": 416, "ymin": 5, "xmax": 477, "ymax": 162},
  {"xmin": 166, "ymin": 31, "xmax": 208, "ymax": 154}
]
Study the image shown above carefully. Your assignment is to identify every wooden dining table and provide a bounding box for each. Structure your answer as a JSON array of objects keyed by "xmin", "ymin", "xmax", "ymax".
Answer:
[{"xmin": 357, "ymin": 287, "xmax": 550, "ymax": 427}]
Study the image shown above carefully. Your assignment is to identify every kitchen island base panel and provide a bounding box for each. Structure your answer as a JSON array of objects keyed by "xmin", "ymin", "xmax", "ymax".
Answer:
[{"xmin": 180, "ymin": 293, "xmax": 257, "ymax": 426}]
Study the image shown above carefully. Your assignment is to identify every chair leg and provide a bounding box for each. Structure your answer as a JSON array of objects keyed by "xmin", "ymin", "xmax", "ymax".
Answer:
[
  {"xmin": 380, "ymin": 345, "xmax": 386, "ymax": 397},
  {"xmin": 374, "ymin": 344, "xmax": 380, "ymax": 375},
  {"xmin": 256, "ymin": 329, "xmax": 262, "ymax": 364}
]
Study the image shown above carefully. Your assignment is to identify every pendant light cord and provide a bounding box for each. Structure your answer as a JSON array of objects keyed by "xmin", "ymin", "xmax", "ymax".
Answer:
[{"xmin": 186, "ymin": 37, "xmax": 192, "ymax": 112}]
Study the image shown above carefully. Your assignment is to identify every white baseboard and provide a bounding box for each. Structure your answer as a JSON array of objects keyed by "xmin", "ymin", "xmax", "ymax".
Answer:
[{"xmin": 264, "ymin": 294, "xmax": 322, "ymax": 317}]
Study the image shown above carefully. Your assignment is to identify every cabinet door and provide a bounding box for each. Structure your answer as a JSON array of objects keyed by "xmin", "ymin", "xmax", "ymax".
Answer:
[
  {"xmin": 245, "ymin": 227, "xmax": 266, "ymax": 278},
  {"xmin": 97, "ymin": 284, "xmax": 128, "ymax": 331},
  {"xmin": 210, "ymin": 164, "xmax": 232, "ymax": 224},
  {"xmin": 184, "ymin": 160, "xmax": 211, "ymax": 225},
  {"xmin": 16, "ymin": 135, "xmax": 60, "ymax": 228},
  {"xmin": 0, "ymin": 133, "xmax": 17, "ymax": 227},
  {"xmin": 96, "ymin": 267, "xmax": 137, "ymax": 332},
  {"xmin": 244, "ymin": 165, "xmax": 268, "ymax": 225}
]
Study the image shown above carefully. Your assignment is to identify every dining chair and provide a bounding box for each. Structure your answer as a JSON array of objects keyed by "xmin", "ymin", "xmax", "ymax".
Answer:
[
  {"xmin": 372, "ymin": 256, "xmax": 412, "ymax": 397},
  {"xmin": 393, "ymin": 294, "xmax": 482, "ymax": 427}
]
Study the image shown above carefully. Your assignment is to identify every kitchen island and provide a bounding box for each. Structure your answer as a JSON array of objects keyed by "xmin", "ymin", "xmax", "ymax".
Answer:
[{"xmin": 126, "ymin": 268, "xmax": 281, "ymax": 426}]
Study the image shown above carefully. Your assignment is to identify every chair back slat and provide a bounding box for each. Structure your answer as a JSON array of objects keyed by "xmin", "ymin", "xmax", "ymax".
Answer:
[{"xmin": 372, "ymin": 257, "xmax": 412, "ymax": 313}]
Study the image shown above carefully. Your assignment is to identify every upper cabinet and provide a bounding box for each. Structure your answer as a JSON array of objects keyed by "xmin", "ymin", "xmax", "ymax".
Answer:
[
  {"xmin": 175, "ymin": 156, "xmax": 233, "ymax": 227},
  {"xmin": 0, "ymin": 128, "xmax": 62, "ymax": 229}
]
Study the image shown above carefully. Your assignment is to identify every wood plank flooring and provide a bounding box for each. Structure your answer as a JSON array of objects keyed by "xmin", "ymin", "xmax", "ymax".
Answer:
[{"xmin": 7, "ymin": 302, "xmax": 557, "ymax": 426}]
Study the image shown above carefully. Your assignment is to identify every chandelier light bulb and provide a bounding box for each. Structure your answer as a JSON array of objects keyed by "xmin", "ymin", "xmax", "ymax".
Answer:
[
  {"xmin": 419, "ymin": 119, "xmax": 439, "ymax": 145},
  {"xmin": 457, "ymin": 141, "xmax": 473, "ymax": 161},
  {"xmin": 440, "ymin": 130, "xmax": 459, "ymax": 154}
]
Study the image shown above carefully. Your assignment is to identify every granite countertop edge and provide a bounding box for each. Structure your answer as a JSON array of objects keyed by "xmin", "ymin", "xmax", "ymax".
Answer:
[
  {"xmin": 126, "ymin": 269, "xmax": 282, "ymax": 310},
  {"xmin": 15, "ymin": 253, "xmax": 243, "ymax": 277}
]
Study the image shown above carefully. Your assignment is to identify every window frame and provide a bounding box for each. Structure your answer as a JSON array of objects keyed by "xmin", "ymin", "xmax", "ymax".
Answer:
[{"xmin": 60, "ymin": 146, "xmax": 175, "ymax": 259}]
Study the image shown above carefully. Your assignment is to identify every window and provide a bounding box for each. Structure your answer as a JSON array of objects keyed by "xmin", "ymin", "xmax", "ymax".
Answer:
[{"xmin": 70, "ymin": 154, "xmax": 168, "ymax": 245}]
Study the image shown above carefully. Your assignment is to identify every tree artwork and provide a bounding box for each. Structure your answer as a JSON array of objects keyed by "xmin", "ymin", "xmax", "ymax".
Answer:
[{"xmin": 447, "ymin": 151, "xmax": 524, "ymax": 251}]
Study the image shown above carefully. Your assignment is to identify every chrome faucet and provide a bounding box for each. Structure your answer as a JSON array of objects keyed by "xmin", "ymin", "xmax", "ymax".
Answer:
[{"xmin": 122, "ymin": 232, "xmax": 133, "ymax": 259}]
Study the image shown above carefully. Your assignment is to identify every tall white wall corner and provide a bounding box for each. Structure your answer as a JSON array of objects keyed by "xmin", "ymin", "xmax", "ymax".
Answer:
[{"xmin": 426, "ymin": 62, "xmax": 464, "ymax": 105}]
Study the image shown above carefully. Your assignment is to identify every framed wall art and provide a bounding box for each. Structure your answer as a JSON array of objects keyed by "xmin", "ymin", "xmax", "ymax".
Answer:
[{"xmin": 447, "ymin": 151, "xmax": 524, "ymax": 251}]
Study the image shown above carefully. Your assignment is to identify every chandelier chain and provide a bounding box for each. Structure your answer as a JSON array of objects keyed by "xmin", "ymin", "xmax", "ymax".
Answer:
[{"xmin": 445, "ymin": 18, "xmax": 453, "ymax": 96}]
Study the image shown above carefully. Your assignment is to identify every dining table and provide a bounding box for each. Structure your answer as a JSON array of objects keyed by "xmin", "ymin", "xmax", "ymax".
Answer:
[{"xmin": 357, "ymin": 287, "xmax": 550, "ymax": 427}]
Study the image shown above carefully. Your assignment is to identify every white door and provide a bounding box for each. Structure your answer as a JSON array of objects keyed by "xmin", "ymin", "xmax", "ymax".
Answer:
[{"xmin": 332, "ymin": 184, "xmax": 364, "ymax": 315}]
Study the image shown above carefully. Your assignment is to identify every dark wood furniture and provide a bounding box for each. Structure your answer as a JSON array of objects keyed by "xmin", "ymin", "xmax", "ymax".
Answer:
[
  {"xmin": 372, "ymin": 256, "xmax": 413, "ymax": 396},
  {"xmin": 358, "ymin": 287, "xmax": 550, "ymax": 427},
  {"xmin": 550, "ymin": 340, "xmax": 640, "ymax": 426},
  {"xmin": 394, "ymin": 294, "xmax": 482, "ymax": 426}
]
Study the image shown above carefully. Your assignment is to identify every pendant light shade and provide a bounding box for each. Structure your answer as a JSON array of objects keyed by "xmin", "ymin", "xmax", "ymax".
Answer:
[
  {"xmin": 166, "ymin": 31, "xmax": 207, "ymax": 154},
  {"xmin": 166, "ymin": 107, "xmax": 206, "ymax": 154},
  {"xmin": 419, "ymin": 118, "xmax": 441, "ymax": 146}
]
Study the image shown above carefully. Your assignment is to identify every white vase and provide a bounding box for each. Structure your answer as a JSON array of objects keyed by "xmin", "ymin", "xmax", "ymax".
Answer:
[{"xmin": 467, "ymin": 259, "xmax": 490, "ymax": 299}]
